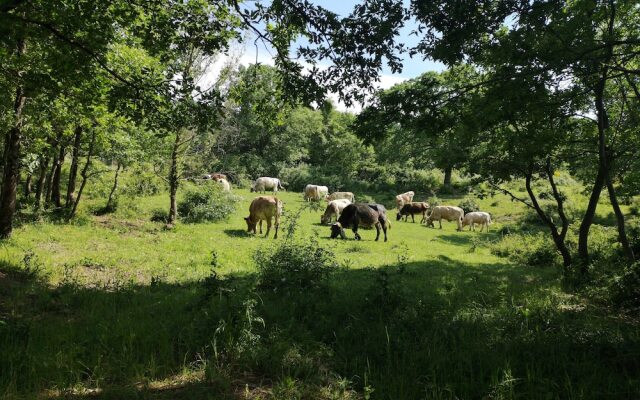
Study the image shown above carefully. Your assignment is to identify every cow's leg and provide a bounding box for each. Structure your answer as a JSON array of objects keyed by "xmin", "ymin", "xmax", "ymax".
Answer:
[
  {"xmin": 265, "ymin": 217, "xmax": 271, "ymax": 238},
  {"xmin": 381, "ymin": 220, "xmax": 388, "ymax": 242},
  {"xmin": 274, "ymin": 215, "xmax": 279, "ymax": 239},
  {"xmin": 411, "ymin": 213, "xmax": 415, "ymax": 223},
  {"xmin": 374, "ymin": 222, "xmax": 380, "ymax": 241},
  {"xmin": 258, "ymin": 220, "xmax": 263, "ymax": 234},
  {"xmin": 439, "ymin": 219, "xmax": 442, "ymax": 229},
  {"xmin": 353, "ymin": 225, "xmax": 361, "ymax": 240}
]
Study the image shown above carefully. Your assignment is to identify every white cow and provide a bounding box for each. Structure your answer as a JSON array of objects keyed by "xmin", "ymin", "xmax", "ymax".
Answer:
[
  {"xmin": 217, "ymin": 178, "xmax": 231, "ymax": 192},
  {"xmin": 461, "ymin": 211, "xmax": 492, "ymax": 232},
  {"xmin": 395, "ymin": 191, "xmax": 415, "ymax": 210},
  {"xmin": 303, "ymin": 184, "xmax": 329, "ymax": 201},
  {"xmin": 425, "ymin": 205, "xmax": 465, "ymax": 231},
  {"xmin": 320, "ymin": 199, "xmax": 351, "ymax": 224},
  {"xmin": 251, "ymin": 177, "xmax": 284, "ymax": 193},
  {"xmin": 326, "ymin": 191, "xmax": 355, "ymax": 202}
]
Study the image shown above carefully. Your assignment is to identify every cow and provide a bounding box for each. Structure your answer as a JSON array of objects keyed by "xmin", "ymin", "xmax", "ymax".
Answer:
[
  {"xmin": 251, "ymin": 177, "xmax": 285, "ymax": 193},
  {"xmin": 330, "ymin": 203, "xmax": 389, "ymax": 242},
  {"xmin": 461, "ymin": 211, "xmax": 492, "ymax": 232},
  {"xmin": 211, "ymin": 173, "xmax": 227, "ymax": 181},
  {"xmin": 303, "ymin": 184, "xmax": 329, "ymax": 201},
  {"xmin": 320, "ymin": 199, "xmax": 351, "ymax": 224},
  {"xmin": 326, "ymin": 191, "xmax": 355, "ymax": 202},
  {"xmin": 424, "ymin": 205, "xmax": 465, "ymax": 231},
  {"xmin": 396, "ymin": 202, "xmax": 430, "ymax": 223},
  {"xmin": 244, "ymin": 196, "xmax": 283, "ymax": 239},
  {"xmin": 395, "ymin": 191, "xmax": 415, "ymax": 210},
  {"xmin": 217, "ymin": 178, "xmax": 231, "ymax": 192}
]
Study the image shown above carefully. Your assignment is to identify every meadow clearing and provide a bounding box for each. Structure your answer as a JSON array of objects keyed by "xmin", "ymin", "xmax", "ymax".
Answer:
[{"xmin": 1, "ymin": 182, "xmax": 639, "ymax": 399}]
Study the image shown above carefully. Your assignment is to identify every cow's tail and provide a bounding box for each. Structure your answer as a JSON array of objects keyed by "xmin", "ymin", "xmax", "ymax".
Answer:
[{"xmin": 386, "ymin": 220, "xmax": 392, "ymax": 230}]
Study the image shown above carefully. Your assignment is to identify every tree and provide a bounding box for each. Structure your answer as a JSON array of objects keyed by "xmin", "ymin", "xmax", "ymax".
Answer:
[
  {"xmin": 410, "ymin": 0, "xmax": 640, "ymax": 266},
  {"xmin": 356, "ymin": 65, "xmax": 480, "ymax": 186}
]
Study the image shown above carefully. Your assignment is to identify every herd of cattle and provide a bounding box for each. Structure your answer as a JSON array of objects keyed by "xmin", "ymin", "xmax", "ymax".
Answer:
[{"xmin": 203, "ymin": 175, "xmax": 492, "ymax": 241}]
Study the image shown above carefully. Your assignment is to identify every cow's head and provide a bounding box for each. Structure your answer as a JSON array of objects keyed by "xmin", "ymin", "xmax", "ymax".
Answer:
[
  {"xmin": 244, "ymin": 216, "xmax": 256, "ymax": 232},
  {"xmin": 330, "ymin": 222, "xmax": 346, "ymax": 239},
  {"xmin": 396, "ymin": 212, "xmax": 403, "ymax": 221}
]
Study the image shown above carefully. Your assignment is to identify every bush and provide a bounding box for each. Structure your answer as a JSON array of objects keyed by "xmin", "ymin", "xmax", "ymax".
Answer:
[
  {"xmin": 177, "ymin": 185, "xmax": 239, "ymax": 223},
  {"xmin": 490, "ymin": 232, "xmax": 558, "ymax": 267},
  {"xmin": 150, "ymin": 208, "xmax": 168, "ymax": 223},
  {"xmin": 122, "ymin": 165, "xmax": 165, "ymax": 197},
  {"xmin": 427, "ymin": 195, "xmax": 441, "ymax": 207},
  {"xmin": 611, "ymin": 262, "xmax": 640, "ymax": 309},
  {"xmin": 255, "ymin": 239, "xmax": 338, "ymax": 295},
  {"xmin": 458, "ymin": 197, "xmax": 480, "ymax": 214}
]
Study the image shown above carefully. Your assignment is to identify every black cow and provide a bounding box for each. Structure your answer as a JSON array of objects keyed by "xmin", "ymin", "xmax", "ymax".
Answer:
[{"xmin": 330, "ymin": 203, "xmax": 389, "ymax": 242}]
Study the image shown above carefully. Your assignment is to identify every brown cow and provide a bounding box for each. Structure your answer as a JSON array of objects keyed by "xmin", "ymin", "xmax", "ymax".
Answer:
[
  {"xmin": 211, "ymin": 173, "xmax": 227, "ymax": 181},
  {"xmin": 244, "ymin": 196, "xmax": 283, "ymax": 239},
  {"xmin": 396, "ymin": 202, "xmax": 430, "ymax": 223}
]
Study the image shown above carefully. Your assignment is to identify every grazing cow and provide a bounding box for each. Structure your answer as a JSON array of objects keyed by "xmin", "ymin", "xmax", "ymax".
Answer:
[
  {"xmin": 320, "ymin": 199, "xmax": 351, "ymax": 224},
  {"xmin": 244, "ymin": 196, "xmax": 283, "ymax": 239},
  {"xmin": 425, "ymin": 205, "xmax": 465, "ymax": 230},
  {"xmin": 251, "ymin": 177, "xmax": 284, "ymax": 193},
  {"xmin": 330, "ymin": 203, "xmax": 388, "ymax": 242},
  {"xmin": 303, "ymin": 184, "xmax": 329, "ymax": 201},
  {"xmin": 211, "ymin": 173, "xmax": 227, "ymax": 181},
  {"xmin": 326, "ymin": 191, "xmax": 355, "ymax": 202},
  {"xmin": 217, "ymin": 178, "xmax": 231, "ymax": 192},
  {"xmin": 202, "ymin": 174, "xmax": 212, "ymax": 180},
  {"xmin": 396, "ymin": 202, "xmax": 430, "ymax": 223},
  {"xmin": 461, "ymin": 211, "xmax": 492, "ymax": 232},
  {"xmin": 395, "ymin": 191, "xmax": 415, "ymax": 210}
]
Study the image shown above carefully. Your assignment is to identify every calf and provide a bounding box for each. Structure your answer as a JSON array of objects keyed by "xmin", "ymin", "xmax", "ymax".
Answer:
[
  {"xmin": 396, "ymin": 202, "xmax": 430, "ymax": 223},
  {"xmin": 461, "ymin": 211, "xmax": 492, "ymax": 232},
  {"xmin": 217, "ymin": 178, "xmax": 231, "ymax": 192},
  {"xmin": 321, "ymin": 199, "xmax": 351, "ymax": 224},
  {"xmin": 326, "ymin": 191, "xmax": 355, "ymax": 202},
  {"xmin": 425, "ymin": 205, "xmax": 464, "ymax": 231},
  {"xmin": 395, "ymin": 191, "xmax": 415, "ymax": 210},
  {"xmin": 330, "ymin": 203, "xmax": 388, "ymax": 242},
  {"xmin": 244, "ymin": 196, "xmax": 283, "ymax": 239}
]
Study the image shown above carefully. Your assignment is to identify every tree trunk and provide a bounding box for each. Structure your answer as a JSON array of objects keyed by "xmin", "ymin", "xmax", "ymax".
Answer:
[
  {"xmin": 168, "ymin": 131, "xmax": 181, "ymax": 225},
  {"xmin": 525, "ymin": 172, "xmax": 572, "ymax": 269},
  {"xmin": 578, "ymin": 163, "xmax": 606, "ymax": 268},
  {"xmin": 595, "ymin": 76, "xmax": 635, "ymax": 263},
  {"xmin": 66, "ymin": 125, "xmax": 82, "ymax": 207},
  {"xmin": 0, "ymin": 39, "xmax": 27, "ymax": 239},
  {"xmin": 34, "ymin": 155, "xmax": 49, "ymax": 211},
  {"xmin": 69, "ymin": 132, "xmax": 95, "ymax": 220},
  {"xmin": 23, "ymin": 173, "xmax": 32, "ymax": 198},
  {"xmin": 51, "ymin": 138, "xmax": 65, "ymax": 208},
  {"xmin": 443, "ymin": 166, "xmax": 452, "ymax": 187},
  {"xmin": 593, "ymin": 0, "xmax": 634, "ymax": 263},
  {"xmin": 105, "ymin": 162, "xmax": 121, "ymax": 211}
]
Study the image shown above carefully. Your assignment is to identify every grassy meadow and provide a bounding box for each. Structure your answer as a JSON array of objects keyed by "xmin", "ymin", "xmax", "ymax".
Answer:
[{"xmin": 1, "ymin": 179, "xmax": 639, "ymax": 399}]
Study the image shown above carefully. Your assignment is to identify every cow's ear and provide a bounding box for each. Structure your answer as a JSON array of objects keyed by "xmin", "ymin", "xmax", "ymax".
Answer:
[{"xmin": 244, "ymin": 217, "xmax": 249, "ymax": 222}]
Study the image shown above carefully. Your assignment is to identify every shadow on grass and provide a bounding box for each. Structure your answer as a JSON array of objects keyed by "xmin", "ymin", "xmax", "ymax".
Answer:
[
  {"xmin": 1, "ymin": 255, "xmax": 639, "ymax": 400},
  {"xmin": 222, "ymin": 229, "xmax": 250, "ymax": 238}
]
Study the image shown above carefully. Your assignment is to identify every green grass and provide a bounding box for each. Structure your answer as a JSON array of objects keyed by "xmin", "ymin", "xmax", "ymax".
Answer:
[{"xmin": 1, "ymin": 184, "xmax": 639, "ymax": 399}]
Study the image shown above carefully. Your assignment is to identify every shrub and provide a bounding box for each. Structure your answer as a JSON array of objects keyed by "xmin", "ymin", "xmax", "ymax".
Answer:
[
  {"xmin": 458, "ymin": 197, "xmax": 480, "ymax": 214},
  {"xmin": 150, "ymin": 208, "xmax": 168, "ymax": 223},
  {"xmin": 427, "ymin": 195, "xmax": 441, "ymax": 207},
  {"xmin": 255, "ymin": 239, "xmax": 338, "ymax": 295},
  {"xmin": 122, "ymin": 165, "xmax": 165, "ymax": 197},
  {"xmin": 177, "ymin": 185, "xmax": 239, "ymax": 223},
  {"xmin": 611, "ymin": 262, "xmax": 640, "ymax": 309},
  {"xmin": 490, "ymin": 232, "xmax": 558, "ymax": 267}
]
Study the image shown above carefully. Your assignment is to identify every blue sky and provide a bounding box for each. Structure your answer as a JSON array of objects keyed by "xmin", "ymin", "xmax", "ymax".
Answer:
[{"xmin": 302, "ymin": 0, "xmax": 444, "ymax": 78}]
